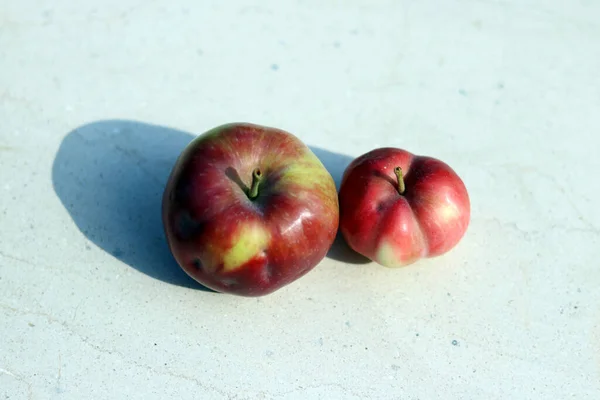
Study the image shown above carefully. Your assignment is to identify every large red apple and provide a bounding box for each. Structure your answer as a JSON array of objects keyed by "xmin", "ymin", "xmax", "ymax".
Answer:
[
  {"xmin": 338, "ymin": 148, "xmax": 470, "ymax": 267},
  {"xmin": 162, "ymin": 123, "xmax": 339, "ymax": 296}
]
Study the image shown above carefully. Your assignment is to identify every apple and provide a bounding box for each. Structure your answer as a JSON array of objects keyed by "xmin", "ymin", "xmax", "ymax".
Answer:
[
  {"xmin": 338, "ymin": 147, "xmax": 470, "ymax": 267},
  {"xmin": 162, "ymin": 123, "xmax": 339, "ymax": 296}
]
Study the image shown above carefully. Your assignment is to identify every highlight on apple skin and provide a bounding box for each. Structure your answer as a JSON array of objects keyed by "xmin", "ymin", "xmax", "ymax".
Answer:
[
  {"xmin": 338, "ymin": 147, "xmax": 470, "ymax": 268},
  {"xmin": 162, "ymin": 123, "xmax": 339, "ymax": 296}
]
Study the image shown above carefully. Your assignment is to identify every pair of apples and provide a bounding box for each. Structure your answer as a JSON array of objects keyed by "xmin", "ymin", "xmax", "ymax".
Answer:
[{"xmin": 162, "ymin": 123, "xmax": 470, "ymax": 296}]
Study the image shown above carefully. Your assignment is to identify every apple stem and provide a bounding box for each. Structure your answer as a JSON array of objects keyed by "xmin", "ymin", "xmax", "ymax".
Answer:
[
  {"xmin": 248, "ymin": 168, "xmax": 263, "ymax": 200},
  {"xmin": 394, "ymin": 166, "xmax": 405, "ymax": 195}
]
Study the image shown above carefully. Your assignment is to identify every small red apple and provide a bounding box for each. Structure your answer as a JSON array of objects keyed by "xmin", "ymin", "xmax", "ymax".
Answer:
[
  {"xmin": 162, "ymin": 123, "xmax": 339, "ymax": 296},
  {"xmin": 338, "ymin": 147, "xmax": 470, "ymax": 267}
]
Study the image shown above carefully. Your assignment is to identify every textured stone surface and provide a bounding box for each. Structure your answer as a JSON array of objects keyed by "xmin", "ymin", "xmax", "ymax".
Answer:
[{"xmin": 1, "ymin": 0, "xmax": 599, "ymax": 398}]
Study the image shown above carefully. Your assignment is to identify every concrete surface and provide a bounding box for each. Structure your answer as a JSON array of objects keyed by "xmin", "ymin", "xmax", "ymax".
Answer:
[{"xmin": 1, "ymin": 0, "xmax": 599, "ymax": 399}]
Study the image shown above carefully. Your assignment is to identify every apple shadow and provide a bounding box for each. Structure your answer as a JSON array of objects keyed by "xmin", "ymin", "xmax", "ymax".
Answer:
[
  {"xmin": 51, "ymin": 120, "xmax": 369, "ymax": 291},
  {"xmin": 308, "ymin": 147, "xmax": 371, "ymax": 265},
  {"xmin": 51, "ymin": 119, "xmax": 212, "ymax": 290}
]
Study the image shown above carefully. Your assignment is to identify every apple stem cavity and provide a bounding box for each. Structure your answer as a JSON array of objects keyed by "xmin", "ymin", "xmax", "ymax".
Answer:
[
  {"xmin": 394, "ymin": 166, "xmax": 405, "ymax": 195},
  {"xmin": 248, "ymin": 168, "xmax": 263, "ymax": 200}
]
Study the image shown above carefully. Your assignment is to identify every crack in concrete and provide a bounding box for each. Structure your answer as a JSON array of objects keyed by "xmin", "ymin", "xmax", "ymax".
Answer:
[
  {"xmin": 0, "ymin": 250, "xmax": 35, "ymax": 267},
  {"xmin": 0, "ymin": 367, "xmax": 33, "ymax": 400},
  {"xmin": 0, "ymin": 303, "xmax": 231, "ymax": 398},
  {"xmin": 275, "ymin": 382, "xmax": 366, "ymax": 399},
  {"xmin": 480, "ymin": 162, "xmax": 599, "ymax": 236},
  {"xmin": 0, "ymin": 250, "xmax": 68, "ymax": 273},
  {"xmin": 478, "ymin": 217, "xmax": 599, "ymax": 241}
]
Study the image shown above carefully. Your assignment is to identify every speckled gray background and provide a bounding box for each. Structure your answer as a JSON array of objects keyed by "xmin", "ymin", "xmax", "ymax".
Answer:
[{"xmin": 1, "ymin": 1, "xmax": 599, "ymax": 399}]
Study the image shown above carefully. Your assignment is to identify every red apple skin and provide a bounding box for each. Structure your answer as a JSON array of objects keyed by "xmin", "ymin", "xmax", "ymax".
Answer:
[
  {"xmin": 162, "ymin": 123, "xmax": 339, "ymax": 296},
  {"xmin": 338, "ymin": 148, "xmax": 470, "ymax": 267}
]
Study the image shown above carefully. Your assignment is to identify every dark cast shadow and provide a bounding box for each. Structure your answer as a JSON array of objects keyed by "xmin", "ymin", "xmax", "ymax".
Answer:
[
  {"xmin": 51, "ymin": 120, "xmax": 368, "ymax": 291},
  {"xmin": 308, "ymin": 147, "xmax": 371, "ymax": 264},
  {"xmin": 51, "ymin": 119, "xmax": 213, "ymax": 289}
]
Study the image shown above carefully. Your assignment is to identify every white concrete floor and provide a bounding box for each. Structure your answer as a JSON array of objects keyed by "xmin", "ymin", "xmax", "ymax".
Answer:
[{"xmin": 1, "ymin": 1, "xmax": 599, "ymax": 399}]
